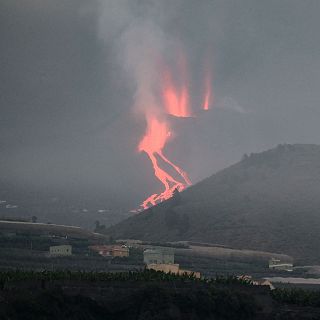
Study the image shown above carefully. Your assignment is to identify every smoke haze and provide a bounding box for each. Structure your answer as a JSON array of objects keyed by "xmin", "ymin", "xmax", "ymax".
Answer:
[{"xmin": 1, "ymin": 0, "xmax": 320, "ymax": 209}]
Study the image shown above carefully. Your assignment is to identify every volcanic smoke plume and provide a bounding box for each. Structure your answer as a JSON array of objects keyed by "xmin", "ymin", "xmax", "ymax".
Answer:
[
  {"xmin": 137, "ymin": 53, "xmax": 213, "ymax": 209},
  {"xmin": 98, "ymin": 1, "xmax": 213, "ymax": 210}
]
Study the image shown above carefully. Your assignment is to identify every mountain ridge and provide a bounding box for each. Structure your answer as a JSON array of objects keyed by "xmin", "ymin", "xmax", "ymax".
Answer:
[{"xmin": 107, "ymin": 144, "xmax": 320, "ymax": 263}]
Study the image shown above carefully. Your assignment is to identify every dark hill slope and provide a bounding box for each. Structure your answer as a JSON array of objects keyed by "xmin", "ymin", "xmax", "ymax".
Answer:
[{"xmin": 108, "ymin": 144, "xmax": 320, "ymax": 263}]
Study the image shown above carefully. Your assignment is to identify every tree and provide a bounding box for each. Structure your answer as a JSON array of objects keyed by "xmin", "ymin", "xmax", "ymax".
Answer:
[{"xmin": 31, "ymin": 216, "xmax": 37, "ymax": 223}]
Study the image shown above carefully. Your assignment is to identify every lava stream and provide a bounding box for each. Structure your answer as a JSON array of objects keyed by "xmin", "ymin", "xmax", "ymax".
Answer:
[{"xmin": 139, "ymin": 116, "xmax": 191, "ymax": 209}]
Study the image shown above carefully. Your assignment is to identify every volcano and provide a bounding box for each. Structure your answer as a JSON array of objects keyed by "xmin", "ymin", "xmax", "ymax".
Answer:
[
  {"xmin": 107, "ymin": 144, "xmax": 320, "ymax": 263},
  {"xmin": 136, "ymin": 50, "xmax": 213, "ymax": 210}
]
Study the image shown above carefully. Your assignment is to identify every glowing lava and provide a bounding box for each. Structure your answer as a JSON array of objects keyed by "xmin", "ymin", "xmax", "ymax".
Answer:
[
  {"xmin": 161, "ymin": 52, "xmax": 191, "ymax": 117},
  {"xmin": 139, "ymin": 115, "xmax": 191, "ymax": 209},
  {"xmin": 138, "ymin": 53, "xmax": 214, "ymax": 210},
  {"xmin": 163, "ymin": 83, "xmax": 190, "ymax": 117},
  {"xmin": 203, "ymin": 70, "xmax": 213, "ymax": 110}
]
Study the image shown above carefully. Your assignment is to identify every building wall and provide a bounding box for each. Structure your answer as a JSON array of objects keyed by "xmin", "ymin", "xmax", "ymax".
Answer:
[
  {"xmin": 162, "ymin": 252, "xmax": 174, "ymax": 264},
  {"xmin": 143, "ymin": 249, "xmax": 174, "ymax": 265},
  {"xmin": 112, "ymin": 246, "xmax": 129, "ymax": 257},
  {"xmin": 89, "ymin": 245, "xmax": 129, "ymax": 257},
  {"xmin": 143, "ymin": 251, "xmax": 162, "ymax": 264},
  {"xmin": 49, "ymin": 245, "xmax": 72, "ymax": 256}
]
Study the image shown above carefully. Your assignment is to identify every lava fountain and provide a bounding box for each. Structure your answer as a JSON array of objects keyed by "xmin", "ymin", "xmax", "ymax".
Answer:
[
  {"xmin": 138, "ymin": 53, "xmax": 212, "ymax": 210},
  {"xmin": 162, "ymin": 52, "xmax": 190, "ymax": 117},
  {"xmin": 203, "ymin": 68, "xmax": 213, "ymax": 110}
]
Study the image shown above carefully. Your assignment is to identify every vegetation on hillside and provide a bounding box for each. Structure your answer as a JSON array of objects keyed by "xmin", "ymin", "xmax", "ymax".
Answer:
[
  {"xmin": 1, "ymin": 270, "xmax": 320, "ymax": 319},
  {"xmin": 272, "ymin": 288, "xmax": 320, "ymax": 308},
  {"xmin": 0, "ymin": 269, "xmax": 252, "ymax": 284}
]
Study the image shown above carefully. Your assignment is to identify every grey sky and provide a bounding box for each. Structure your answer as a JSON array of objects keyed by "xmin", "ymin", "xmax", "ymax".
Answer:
[{"xmin": 1, "ymin": 0, "xmax": 320, "ymax": 208}]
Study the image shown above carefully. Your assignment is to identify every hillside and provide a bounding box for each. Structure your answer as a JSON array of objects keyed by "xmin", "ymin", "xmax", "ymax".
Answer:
[{"xmin": 107, "ymin": 144, "xmax": 320, "ymax": 263}]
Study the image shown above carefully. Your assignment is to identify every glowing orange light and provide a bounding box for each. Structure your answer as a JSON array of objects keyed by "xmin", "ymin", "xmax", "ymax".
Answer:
[
  {"xmin": 161, "ymin": 51, "xmax": 191, "ymax": 117},
  {"xmin": 163, "ymin": 85, "xmax": 190, "ymax": 117},
  {"xmin": 138, "ymin": 115, "xmax": 191, "ymax": 209},
  {"xmin": 203, "ymin": 69, "xmax": 213, "ymax": 110},
  {"xmin": 137, "ymin": 49, "xmax": 215, "ymax": 210}
]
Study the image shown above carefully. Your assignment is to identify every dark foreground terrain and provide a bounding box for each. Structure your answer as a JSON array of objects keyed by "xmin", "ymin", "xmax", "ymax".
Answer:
[{"xmin": 1, "ymin": 270, "xmax": 320, "ymax": 319}]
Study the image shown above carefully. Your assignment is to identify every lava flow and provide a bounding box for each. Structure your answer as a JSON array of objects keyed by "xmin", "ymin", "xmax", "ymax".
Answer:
[
  {"xmin": 138, "ymin": 53, "xmax": 213, "ymax": 210},
  {"xmin": 138, "ymin": 115, "xmax": 191, "ymax": 210}
]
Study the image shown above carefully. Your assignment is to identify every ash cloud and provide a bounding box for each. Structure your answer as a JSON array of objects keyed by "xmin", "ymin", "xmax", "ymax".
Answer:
[
  {"xmin": 1, "ymin": 0, "xmax": 320, "ymax": 209},
  {"xmin": 97, "ymin": 0, "xmax": 183, "ymax": 117}
]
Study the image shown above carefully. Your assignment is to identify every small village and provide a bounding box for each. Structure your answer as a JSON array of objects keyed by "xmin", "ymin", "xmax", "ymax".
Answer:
[{"xmin": 0, "ymin": 218, "xmax": 306, "ymax": 292}]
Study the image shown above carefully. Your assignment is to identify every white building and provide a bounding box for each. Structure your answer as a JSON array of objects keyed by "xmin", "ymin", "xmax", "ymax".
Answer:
[
  {"xmin": 269, "ymin": 258, "xmax": 293, "ymax": 271},
  {"xmin": 143, "ymin": 248, "xmax": 174, "ymax": 265},
  {"xmin": 49, "ymin": 244, "xmax": 72, "ymax": 256}
]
